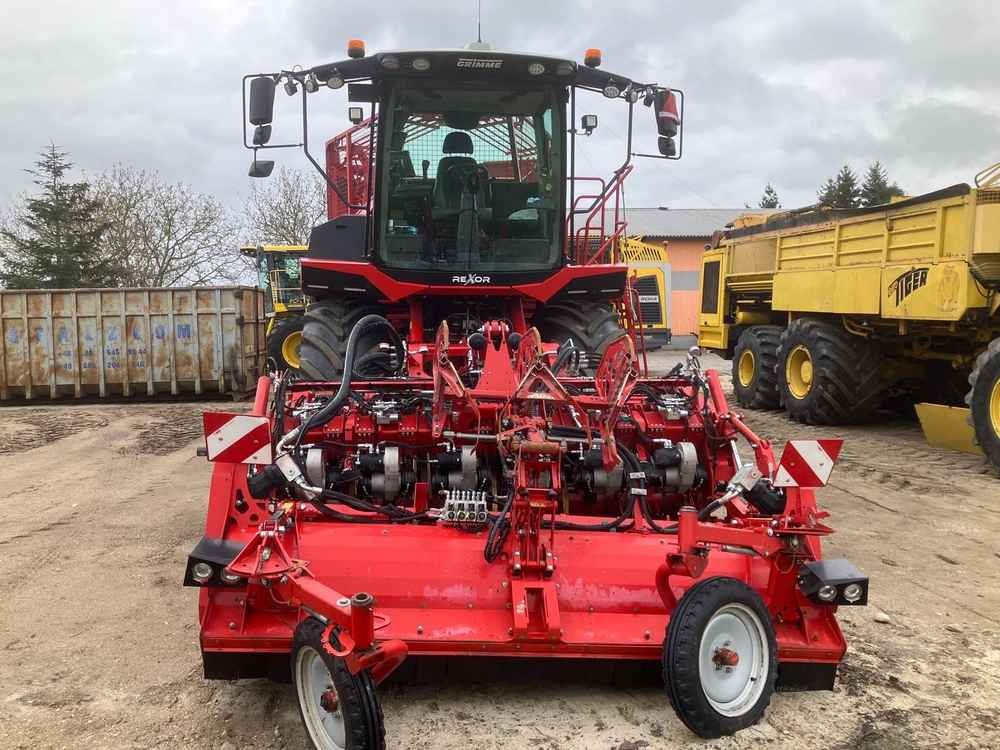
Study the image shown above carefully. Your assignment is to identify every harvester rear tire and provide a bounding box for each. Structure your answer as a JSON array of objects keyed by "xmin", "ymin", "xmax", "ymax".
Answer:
[
  {"xmin": 966, "ymin": 337, "xmax": 1000, "ymax": 473},
  {"xmin": 291, "ymin": 617, "xmax": 386, "ymax": 750},
  {"xmin": 732, "ymin": 326, "xmax": 782, "ymax": 410},
  {"xmin": 532, "ymin": 300, "xmax": 626, "ymax": 374},
  {"xmin": 663, "ymin": 577, "xmax": 777, "ymax": 739},
  {"xmin": 298, "ymin": 299, "xmax": 388, "ymax": 381},
  {"xmin": 266, "ymin": 316, "xmax": 304, "ymax": 372},
  {"xmin": 776, "ymin": 318, "xmax": 885, "ymax": 424}
]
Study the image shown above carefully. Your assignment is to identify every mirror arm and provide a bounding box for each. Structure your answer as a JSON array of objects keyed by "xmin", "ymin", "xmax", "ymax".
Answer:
[{"xmin": 300, "ymin": 78, "xmax": 367, "ymax": 211}]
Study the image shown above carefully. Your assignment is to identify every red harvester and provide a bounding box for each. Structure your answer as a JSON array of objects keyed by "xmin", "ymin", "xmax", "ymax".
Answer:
[{"xmin": 187, "ymin": 40, "xmax": 868, "ymax": 748}]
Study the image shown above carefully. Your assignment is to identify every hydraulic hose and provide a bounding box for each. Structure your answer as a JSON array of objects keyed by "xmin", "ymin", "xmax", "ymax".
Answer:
[{"xmin": 618, "ymin": 444, "xmax": 678, "ymax": 534}]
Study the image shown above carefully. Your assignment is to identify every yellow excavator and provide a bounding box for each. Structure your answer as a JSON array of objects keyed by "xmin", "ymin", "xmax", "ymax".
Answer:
[{"xmin": 240, "ymin": 244, "xmax": 309, "ymax": 371}]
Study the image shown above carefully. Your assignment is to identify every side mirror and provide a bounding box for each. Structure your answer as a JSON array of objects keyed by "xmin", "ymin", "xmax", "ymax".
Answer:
[
  {"xmin": 249, "ymin": 76, "xmax": 276, "ymax": 126},
  {"xmin": 248, "ymin": 159, "xmax": 275, "ymax": 178},
  {"xmin": 253, "ymin": 124, "xmax": 272, "ymax": 146},
  {"xmin": 657, "ymin": 136, "xmax": 676, "ymax": 157},
  {"xmin": 581, "ymin": 114, "xmax": 598, "ymax": 135},
  {"xmin": 652, "ymin": 89, "xmax": 680, "ymax": 138}
]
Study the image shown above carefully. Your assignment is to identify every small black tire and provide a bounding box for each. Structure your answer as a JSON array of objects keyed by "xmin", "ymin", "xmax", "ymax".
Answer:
[
  {"xmin": 966, "ymin": 337, "xmax": 1000, "ymax": 473},
  {"xmin": 299, "ymin": 299, "xmax": 389, "ymax": 381},
  {"xmin": 266, "ymin": 316, "xmax": 305, "ymax": 372},
  {"xmin": 663, "ymin": 577, "xmax": 777, "ymax": 739},
  {"xmin": 291, "ymin": 617, "xmax": 386, "ymax": 750},
  {"xmin": 732, "ymin": 326, "xmax": 782, "ymax": 410},
  {"xmin": 533, "ymin": 300, "xmax": 626, "ymax": 373},
  {"xmin": 776, "ymin": 318, "xmax": 885, "ymax": 424}
]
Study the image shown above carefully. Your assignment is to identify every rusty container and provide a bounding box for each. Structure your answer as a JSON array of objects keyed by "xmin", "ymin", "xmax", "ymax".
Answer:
[{"xmin": 0, "ymin": 287, "xmax": 265, "ymax": 402}]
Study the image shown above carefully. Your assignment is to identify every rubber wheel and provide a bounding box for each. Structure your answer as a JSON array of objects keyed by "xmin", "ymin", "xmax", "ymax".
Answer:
[
  {"xmin": 299, "ymin": 299, "xmax": 389, "ymax": 381},
  {"xmin": 776, "ymin": 318, "xmax": 885, "ymax": 424},
  {"xmin": 267, "ymin": 316, "xmax": 304, "ymax": 372},
  {"xmin": 967, "ymin": 337, "xmax": 1000, "ymax": 473},
  {"xmin": 663, "ymin": 577, "xmax": 777, "ymax": 739},
  {"xmin": 731, "ymin": 326, "xmax": 782, "ymax": 409},
  {"xmin": 291, "ymin": 618, "xmax": 386, "ymax": 750},
  {"xmin": 533, "ymin": 300, "xmax": 626, "ymax": 374}
]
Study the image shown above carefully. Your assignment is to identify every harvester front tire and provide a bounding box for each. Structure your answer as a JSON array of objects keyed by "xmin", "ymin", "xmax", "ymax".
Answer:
[
  {"xmin": 292, "ymin": 617, "xmax": 386, "ymax": 750},
  {"xmin": 967, "ymin": 338, "xmax": 1000, "ymax": 473},
  {"xmin": 299, "ymin": 299, "xmax": 387, "ymax": 381},
  {"xmin": 663, "ymin": 577, "xmax": 777, "ymax": 739},
  {"xmin": 732, "ymin": 326, "xmax": 782, "ymax": 410},
  {"xmin": 533, "ymin": 300, "xmax": 626, "ymax": 373},
  {"xmin": 776, "ymin": 318, "xmax": 885, "ymax": 424},
  {"xmin": 266, "ymin": 316, "xmax": 304, "ymax": 372}
]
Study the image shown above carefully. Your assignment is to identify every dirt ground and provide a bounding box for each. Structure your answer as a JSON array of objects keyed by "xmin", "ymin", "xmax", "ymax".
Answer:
[{"xmin": 2, "ymin": 350, "xmax": 999, "ymax": 750}]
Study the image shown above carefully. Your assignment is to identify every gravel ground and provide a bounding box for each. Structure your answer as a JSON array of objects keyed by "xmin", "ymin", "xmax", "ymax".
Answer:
[{"xmin": 2, "ymin": 350, "xmax": 999, "ymax": 749}]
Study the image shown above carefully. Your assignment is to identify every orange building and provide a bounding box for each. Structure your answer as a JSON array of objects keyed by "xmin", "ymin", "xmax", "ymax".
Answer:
[{"xmin": 613, "ymin": 208, "xmax": 752, "ymax": 346}]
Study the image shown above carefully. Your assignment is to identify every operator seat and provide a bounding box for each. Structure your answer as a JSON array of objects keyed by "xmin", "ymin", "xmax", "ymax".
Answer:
[{"xmin": 432, "ymin": 131, "xmax": 489, "ymax": 220}]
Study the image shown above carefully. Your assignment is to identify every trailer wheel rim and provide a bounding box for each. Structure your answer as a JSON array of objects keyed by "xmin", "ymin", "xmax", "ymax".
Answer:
[
  {"xmin": 737, "ymin": 349, "xmax": 756, "ymax": 387},
  {"xmin": 295, "ymin": 646, "xmax": 347, "ymax": 750},
  {"xmin": 698, "ymin": 603, "xmax": 769, "ymax": 717},
  {"xmin": 282, "ymin": 330, "xmax": 303, "ymax": 370},
  {"xmin": 785, "ymin": 345, "xmax": 814, "ymax": 399},
  {"xmin": 991, "ymin": 377, "xmax": 1000, "ymax": 436}
]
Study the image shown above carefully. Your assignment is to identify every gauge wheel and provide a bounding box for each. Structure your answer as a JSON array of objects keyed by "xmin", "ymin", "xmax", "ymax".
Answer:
[
  {"xmin": 967, "ymin": 338, "xmax": 1000, "ymax": 473},
  {"xmin": 663, "ymin": 577, "xmax": 777, "ymax": 738},
  {"xmin": 267, "ymin": 316, "xmax": 304, "ymax": 371},
  {"xmin": 732, "ymin": 326, "xmax": 782, "ymax": 409},
  {"xmin": 776, "ymin": 318, "xmax": 885, "ymax": 424},
  {"xmin": 292, "ymin": 617, "xmax": 385, "ymax": 750}
]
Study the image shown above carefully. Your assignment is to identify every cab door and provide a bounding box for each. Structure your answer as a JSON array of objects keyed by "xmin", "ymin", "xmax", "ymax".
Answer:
[{"xmin": 697, "ymin": 250, "xmax": 727, "ymax": 351}]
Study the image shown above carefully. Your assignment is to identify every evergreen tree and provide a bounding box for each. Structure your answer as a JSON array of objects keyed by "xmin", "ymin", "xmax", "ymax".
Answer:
[
  {"xmin": 0, "ymin": 145, "xmax": 115, "ymax": 289},
  {"xmin": 817, "ymin": 165, "xmax": 861, "ymax": 209},
  {"xmin": 860, "ymin": 161, "xmax": 905, "ymax": 207},
  {"xmin": 758, "ymin": 183, "xmax": 781, "ymax": 209}
]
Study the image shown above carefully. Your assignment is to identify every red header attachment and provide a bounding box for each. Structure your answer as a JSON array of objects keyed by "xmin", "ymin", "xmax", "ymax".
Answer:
[
  {"xmin": 203, "ymin": 413, "xmax": 273, "ymax": 464},
  {"xmin": 773, "ymin": 439, "xmax": 844, "ymax": 488}
]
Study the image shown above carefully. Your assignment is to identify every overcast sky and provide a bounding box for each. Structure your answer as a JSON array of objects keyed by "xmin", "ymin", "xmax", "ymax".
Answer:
[{"xmin": 1, "ymin": 0, "xmax": 997, "ymax": 214}]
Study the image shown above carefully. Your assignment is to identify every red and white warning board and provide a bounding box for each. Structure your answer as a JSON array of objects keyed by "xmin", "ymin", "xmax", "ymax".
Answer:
[
  {"xmin": 773, "ymin": 439, "xmax": 843, "ymax": 488},
  {"xmin": 202, "ymin": 413, "xmax": 273, "ymax": 465}
]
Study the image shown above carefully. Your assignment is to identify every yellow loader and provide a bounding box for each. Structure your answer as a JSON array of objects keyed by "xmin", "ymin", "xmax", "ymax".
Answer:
[{"xmin": 240, "ymin": 244, "xmax": 309, "ymax": 371}]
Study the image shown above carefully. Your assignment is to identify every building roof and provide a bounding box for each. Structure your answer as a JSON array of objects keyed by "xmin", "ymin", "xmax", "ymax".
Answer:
[{"xmin": 602, "ymin": 207, "xmax": 759, "ymax": 240}]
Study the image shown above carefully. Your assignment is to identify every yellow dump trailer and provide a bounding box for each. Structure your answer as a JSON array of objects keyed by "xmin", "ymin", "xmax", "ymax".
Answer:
[{"xmin": 698, "ymin": 165, "xmax": 1000, "ymax": 471}]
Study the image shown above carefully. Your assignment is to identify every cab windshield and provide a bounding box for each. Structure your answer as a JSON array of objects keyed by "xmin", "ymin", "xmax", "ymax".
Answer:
[{"xmin": 377, "ymin": 83, "xmax": 562, "ymax": 273}]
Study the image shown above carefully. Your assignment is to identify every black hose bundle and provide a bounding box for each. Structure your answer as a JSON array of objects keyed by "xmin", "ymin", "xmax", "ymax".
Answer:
[
  {"xmin": 484, "ymin": 491, "xmax": 514, "ymax": 562},
  {"xmin": 617, "ymin": 444, "xmax": 678, "ymax": 534}
]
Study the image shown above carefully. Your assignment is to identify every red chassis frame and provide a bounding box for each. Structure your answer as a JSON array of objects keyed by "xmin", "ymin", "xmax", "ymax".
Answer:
[{"xmin": 192, "ymin": 326, "xmax": 851, "ymax": 690}]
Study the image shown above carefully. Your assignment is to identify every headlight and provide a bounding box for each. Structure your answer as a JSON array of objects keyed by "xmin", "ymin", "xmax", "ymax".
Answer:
[
  {"xmin": 603, "ymin": 85, "xmax": 620, "ymax": 98},
  {"xmin": 381, "ymin": 55, "xmax": 400, "ymax": 70},
  {"xmin": 556, "ymin": 61, "xmax": 575, "ymax": 76},
  {"xmin": 817, "ymin": 584, "xmax": 837, "ymax": 602},
  {"xmin": 191, "ymin": 562, "xmax": 214, "ymax": 584},
  {"xmin": 326, "ymin": 73, "xmax": 345, "ymax": 89},
  {"xmin": 528, "ymin": 62, "xmax": 545, "ymax": 76},
  {"xmin": 411, "ymin": 57, "xmax": 431, "ymax": 71},
  {"xmin": 220, "ymin": 570, "xmax": 243, "ymax": 585},
  {"xmin": 843, "ymin": 583, "xmax": 863, "ymax": 603}
]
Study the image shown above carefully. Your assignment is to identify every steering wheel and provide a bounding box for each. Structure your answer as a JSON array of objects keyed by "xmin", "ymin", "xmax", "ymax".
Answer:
[{"xmin": 444, "ymin": 163, "xmax": 491, "ymax": 198}]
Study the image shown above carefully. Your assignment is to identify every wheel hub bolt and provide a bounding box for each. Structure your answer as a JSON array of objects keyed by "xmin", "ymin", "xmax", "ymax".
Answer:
[
  {"xmin": 712, "ymin": 646, "xmax": 740, "ymax": 669},
  {"xmin": 320, "ymin": 689, "xmax": 339, "ymax": 713}
]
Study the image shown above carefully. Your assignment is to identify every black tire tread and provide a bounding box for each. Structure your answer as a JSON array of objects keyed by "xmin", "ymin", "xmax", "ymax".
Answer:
[
  {"xmin": 292, "ymin": 617, "xmax": 386, "ymax": 750},
  {"xmin": 776, "ymin": 318, "xmax": 885, "ymax": 424},
  {"xmin": 966, "ymin": 337, "xmax": 1000, "ymax": 473},
  {"xmin": 299, "ymin": 299, "xmax": 385, "ymax": 381},
  {"xmin": 663, "ymin": 577, "xmax": 777, "ymax": 739},
  {"xmin": 732, "ymin": 326, "xmax": 782, "ymax": 410},
  {"xmin": 532, "ymin": 300, "xmax": 626, "ymax": 373}
]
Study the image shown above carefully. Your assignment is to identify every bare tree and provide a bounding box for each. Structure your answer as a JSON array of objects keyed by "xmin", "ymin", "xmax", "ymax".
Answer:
[
  {"xmin": 96, "ymin": 165, "xmax": 242, "ymax": 287},
  {"xmin": 243, "ymin": 166, "xmax": 326, "ymax": 245}
]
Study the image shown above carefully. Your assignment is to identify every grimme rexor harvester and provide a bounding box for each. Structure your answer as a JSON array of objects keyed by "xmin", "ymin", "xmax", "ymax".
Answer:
[{"xmin": 186, "ymin": 40, "xmax": 868, "ymax": 748}]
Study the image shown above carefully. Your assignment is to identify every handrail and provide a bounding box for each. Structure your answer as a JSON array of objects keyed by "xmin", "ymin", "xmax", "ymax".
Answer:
[{"xmin": 570, "ymin": 165, "xmax": 633, "ymax": 265}]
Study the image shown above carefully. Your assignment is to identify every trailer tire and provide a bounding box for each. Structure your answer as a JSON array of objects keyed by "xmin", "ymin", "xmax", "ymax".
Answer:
[
  {"xmin": 966, "ymin": 338, "xmax": 1000, "ymax": 473},
  {"xmin": 299, "ymin": 299, "xmax": 389, "ymax": 381},
  {"xmin": 292, "ymin": 617, "xmax": 386, "ymax": 750},
  {"xmin": 732, "ymin": 326, "xmax": 782, "ymax": 410},
  {"xmin": 266, "ymin": 316, "xmax": 305, "ymax": 372},
  {"xmin": 533, "ymin": 300, "xmax": 625, "ymax": 373},
  {"xmin": 663, "ymin": 577, "xmax": 777, "ymax": 739},
  {"xmin": 776, "ymin": 318, "xmax": 885, "ymax": 424}
]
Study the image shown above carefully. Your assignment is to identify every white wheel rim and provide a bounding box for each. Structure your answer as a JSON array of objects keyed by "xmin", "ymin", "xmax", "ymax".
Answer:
[
  {"xmin": 698, "ymin": 603, "xmax": 769, "ymax": 717},
  {"xmin": 295, "ymin": 646, "xmax": 347, "ymax": 749}
]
